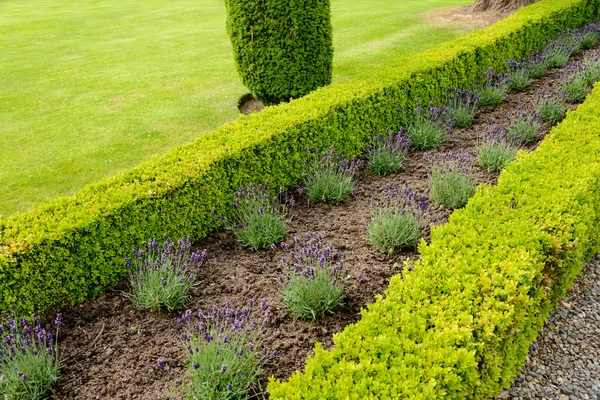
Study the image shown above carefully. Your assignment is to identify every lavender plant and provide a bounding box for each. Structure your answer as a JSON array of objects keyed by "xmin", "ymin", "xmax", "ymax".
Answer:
[
  {"xmin": 506, "ymin": 59, "xmax": 531, "ymax": 92},
  {"xmin": 366, "ymin": 130, "xmax": 410, "ymax": 175},
  {"xmin": 476, "ymin": 68, "xmax": 509, "ymax": 106},
  {"xmin": 579, "ymin": 25, "xmax": 600, "ymax": 50},
  {"xmin": 560, "ymin": 29, "xmax": 585, "ymax": 56},
  {"xmin": 126, "ymin": 236, "xmax": 206, "ymax": 311},
  {"xmin": 279, "ymin": 234, "xmax": 345, "ymax": 321},
  {"xmin": 0, "ymin": 311, "xmax": 61, "ymax": 399},
  {"xmin": 229, "ymin": 182, "xmax": 291, "ymax": 250},
  {"xmin": 535, "ymin": 93, "xmax": 567, "ymax": 124},
  {"xmin": 526, "ymin": 51, "xmax": 550, "ymax": 79},
  {"xmin": 302, "ymin": 147, "xmax": 362, "ymax": 204},
  {"xmin": 406, "ymin": 103, "xmax": 451, "ymax": 150},
  {"xmin": 581, "ymin": 52, "xmax": 600, "ymax": 87},
  {"xmin": 428, "ymin": 150, "xmax": 477, "ymax": 209},
  {"xmin": 447, "ymin": 89, "xmax": 478, "ymax": 128},
  {"xmin": 476, "ymin": 127, "xmax": 519, "ymax": 172},
  {"xmin": 544, "ymin": 39, "xmax": 573, "ymax": 69},
  {"xmin": 506, "ymin": 110, "xmax": 540, "ymax": 144},
  {"xmin": 176, "ymin": 300, "xmax": 272, "ymax": 399},
  {"xmin": 367, "ymin": 185, "xmax": 429, "ymax": 254},
  {"xmin": 560, "ymin": 68, "xmax": 591, "ymax": 104}
]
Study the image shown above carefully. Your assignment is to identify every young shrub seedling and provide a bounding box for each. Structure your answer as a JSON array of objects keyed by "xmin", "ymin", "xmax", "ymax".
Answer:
[
  {"xmin": 476, "ymin": 127, "xmax": 519, "ymax": 172},
  {"xmin": 366, "ymin": 130, "xmax": 410, "ymax": 176},
  {"xmin": 302, "ymin": 147, "xmax": 362, "ymax": 204},
  {"xmin": 447, "ymin": 89, "xmax": 478, "ymax": 128},
  {"xmin": 428, "ymin": 150, "xmax": 477, "ymax": 209},
  {"xmin": 536, "ymin": 93, "xmax": 567, "ymax": 124},
  {"xmin": 367, "ymin": 184, "xmax": 429, "ymax": 254},
  {"xmin": 0, "ymin": 311, "xmax": 62, "ymax": 400},
  {"xmin": 126, "ymin": 236, "xmax": 206, "ymax": 311},
  {"xmin": 279, "ymin": 234, "xmax": 345, "ymax": 321},
  {"xmin": 406, "ymin": 103, "xmax": 450, "ymax": 150},
  {"xmin": 506, "ymin": 111, "xmax": 541, "ymax": 144},
  {"xmin": 228, "ymin": 182, "xmax": 291, "ymax": 250},
  {"xmin": 476, "ymin": 68, "xmax": 509, "ymax": 106},
  {"xmin": 176, "ymin": 300, "xmax": 272, "ymax": 399}
]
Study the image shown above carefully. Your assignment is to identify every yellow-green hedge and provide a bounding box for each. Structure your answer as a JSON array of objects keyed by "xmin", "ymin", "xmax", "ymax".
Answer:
[
  {"xmin": 267, "ymin": 67, "xmax": 600, "ymax": 400},
  {"xmin": 0, "ymin": 0, "xmax": 597, "ymax": 318}
]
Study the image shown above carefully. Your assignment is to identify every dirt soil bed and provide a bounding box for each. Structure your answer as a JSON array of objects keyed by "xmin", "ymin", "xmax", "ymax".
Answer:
[{"xmin": 51, "ymin": 49, "xmax": 593, "ymax": 399}]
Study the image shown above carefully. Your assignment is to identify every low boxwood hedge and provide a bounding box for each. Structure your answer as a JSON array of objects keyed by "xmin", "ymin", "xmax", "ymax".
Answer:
[
  {"xmin": 267, "ymin": 88, "xmax": 600, "ymax": 398},
  {"xmin": 0, "ymin": 0, "xmax": 597, "ymax": 318}
]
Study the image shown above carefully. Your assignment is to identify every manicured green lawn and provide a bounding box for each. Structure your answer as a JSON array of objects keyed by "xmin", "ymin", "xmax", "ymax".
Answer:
[{"xmin": 0, "ymin": 0, "xmax": 474, "ymax": 218}]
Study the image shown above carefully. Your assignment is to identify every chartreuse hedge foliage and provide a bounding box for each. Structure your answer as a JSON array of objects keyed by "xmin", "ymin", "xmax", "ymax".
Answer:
[
  {"xmin": 224, "ymin": 0, "xmax": 333, "ymax": 105},
  {"xmin": 0, "ymin": 0, "xmax": 597, "ymax": 318},
  {"xmin": 266, "ymin": 88, "xmax": 600, "ymax": 398}
]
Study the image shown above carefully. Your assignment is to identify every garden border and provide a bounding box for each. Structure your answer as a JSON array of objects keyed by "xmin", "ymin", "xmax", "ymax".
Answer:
[
  {"xmin": 267, "ymin": 67, "xmax": 600, "ymax": 399},
  {"xmin": 0, "ymin": 0, "xmax": 598, "ymax": 321}
]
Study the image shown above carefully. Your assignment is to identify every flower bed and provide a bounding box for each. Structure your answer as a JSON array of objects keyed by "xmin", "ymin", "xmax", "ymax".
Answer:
[
  {"xmin": 41, "ymin": 33, "xmax": 600, "ymax": 399},
  {"xmin": 0, "ymin": 0, "xmax": 597, "ymax": 318},
  {"xmin": 267, "ymin": 59, "xmax": 600, "ymax": 400}
]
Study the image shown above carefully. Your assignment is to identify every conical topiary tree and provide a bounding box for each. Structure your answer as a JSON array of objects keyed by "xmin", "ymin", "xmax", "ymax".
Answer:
[{"xmin": 224, "ymin": 0, "xmax": 333, "ymax": 106}]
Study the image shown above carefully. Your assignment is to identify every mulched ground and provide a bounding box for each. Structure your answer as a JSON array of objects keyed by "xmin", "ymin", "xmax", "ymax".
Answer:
[{"xmin": 50, "ymin": 49, "xmax": 595, "ymax": 400}]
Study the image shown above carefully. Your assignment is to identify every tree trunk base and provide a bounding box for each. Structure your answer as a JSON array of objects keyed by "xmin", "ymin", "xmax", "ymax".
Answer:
[{"xmin": 472, "ymin": 0, "xmax": 536, "ymax": 13}]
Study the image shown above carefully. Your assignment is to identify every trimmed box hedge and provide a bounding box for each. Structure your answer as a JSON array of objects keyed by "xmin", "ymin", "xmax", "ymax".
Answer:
[
  {"xmin": 267, "ymin": 74, "xmax": 600, "ymax": 399},
  {"xmin": 0, "ymin": 0, "xmax": 598, "ymax": 318}
]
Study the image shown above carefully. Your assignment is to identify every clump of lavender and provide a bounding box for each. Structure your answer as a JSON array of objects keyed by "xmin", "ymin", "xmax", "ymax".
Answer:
[
  {"xmin": 578, "ymin": 24, "xmax": 600, "ymax": 50},
  {"xmin": 406, "ymin": 103, "xmax": 451, "ymax": 150},
  {"xmin": 228, "ymin": 182, "xmax": 291, "ymax": 250},
  {"xmin": 476, "ymin": 126, "xmax": 519, "ymax": 172},
  {"xmin": 581, "ymin": 52, "xmax": 600, "ymax": 87},
  {"xmin": 559, "ymin": 62, "xmax": 592, "ymax": 104},
  {"xmin": 0, "ymin": 310, "xmax": 61, "ymax": 399},
  {"xmin": 526, "ymin": 51, "xmax": 550, "ymax": 79},
  {"xmin": 367, "ymin": 185, "xmax": 429, "ymax": 254},
  {"xmin": 428, "ymin": 150, "xmax": 477, "ymax": 209},
  {"xmin": 446, "ymin": 89, "xmax": 479, "ymax": 128},
  {"xmin": 176, "ymin": 300, "xmax": 272, "ymax": 399},
  {"xmin": 506, "ymin": 59, "xmax": 531, "ymax": 92},
  {"xmin": 366, "ymin": 129, "xmax": 410, "ymax": 175},
  {"xmin": 559, "ymin": 28, "xmax": 586, "ymax": 56},
  {"xmin": 535, "ymin": 92, "xmax": 567, "ymax": 124},
  {"xmin": 506, "ymin": 109, "xmax": 541, "ymax": 144},
  {"xmin": 279, "ymin": 234, "xmax": 345, "ymax": 321},
  {"xmin": 544, "ymin": 39, "xmax": 573, "ymax": 69},
  {"xmin": 476, "ymin": 68, "xmax": 510, "ymax": 106},
  {"xmin": 126, "ymin": 236, "xmax": 206, "ymax": 311},
  {"xmin": 302, "ymin": 147, "xmax": 363, "ymax": 204}
]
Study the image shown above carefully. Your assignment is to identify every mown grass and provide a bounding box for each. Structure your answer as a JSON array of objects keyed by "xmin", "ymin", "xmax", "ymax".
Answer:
[{"xmin": 0, "ymin": 0, "xmax": 474, "ymax": 217}]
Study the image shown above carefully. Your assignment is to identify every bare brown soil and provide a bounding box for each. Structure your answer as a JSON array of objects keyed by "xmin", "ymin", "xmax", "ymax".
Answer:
[
  {"xmin": 50, "ymin": 50, "xmax": 592, "ymax": 399},
  {"xmin": 426, "ymin": 5, "xmax": 508, "ymax": 29},
  {"xmin": 238, "ymin": 93, "xmax": 265, "ymax": 115}
]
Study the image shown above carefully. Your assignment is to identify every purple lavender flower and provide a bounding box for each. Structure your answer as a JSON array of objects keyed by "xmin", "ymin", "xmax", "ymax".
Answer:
[
  {"xmin": 278, "ymin": 234, "xmax": 345, "ymax": 320},
  {"xmin": 302, "ymin": 146, "xmax": 363, "ymax": 204},
  {"xmin": 1, "ymin": 308, "xmax": 61, "ymax": 390},
  {"xmin": 227, "ymin": 181, "xmax": 291, "ymax": 250},
  {"xmin": 125, "ymin": 236, "xmax": 206, "ymax": 311}
]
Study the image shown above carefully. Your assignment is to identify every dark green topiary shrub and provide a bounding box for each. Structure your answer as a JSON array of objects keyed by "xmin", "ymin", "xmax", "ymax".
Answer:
[{"xmin": 224, "ymin": 0, "xmax": 333, "ymax": 105}]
